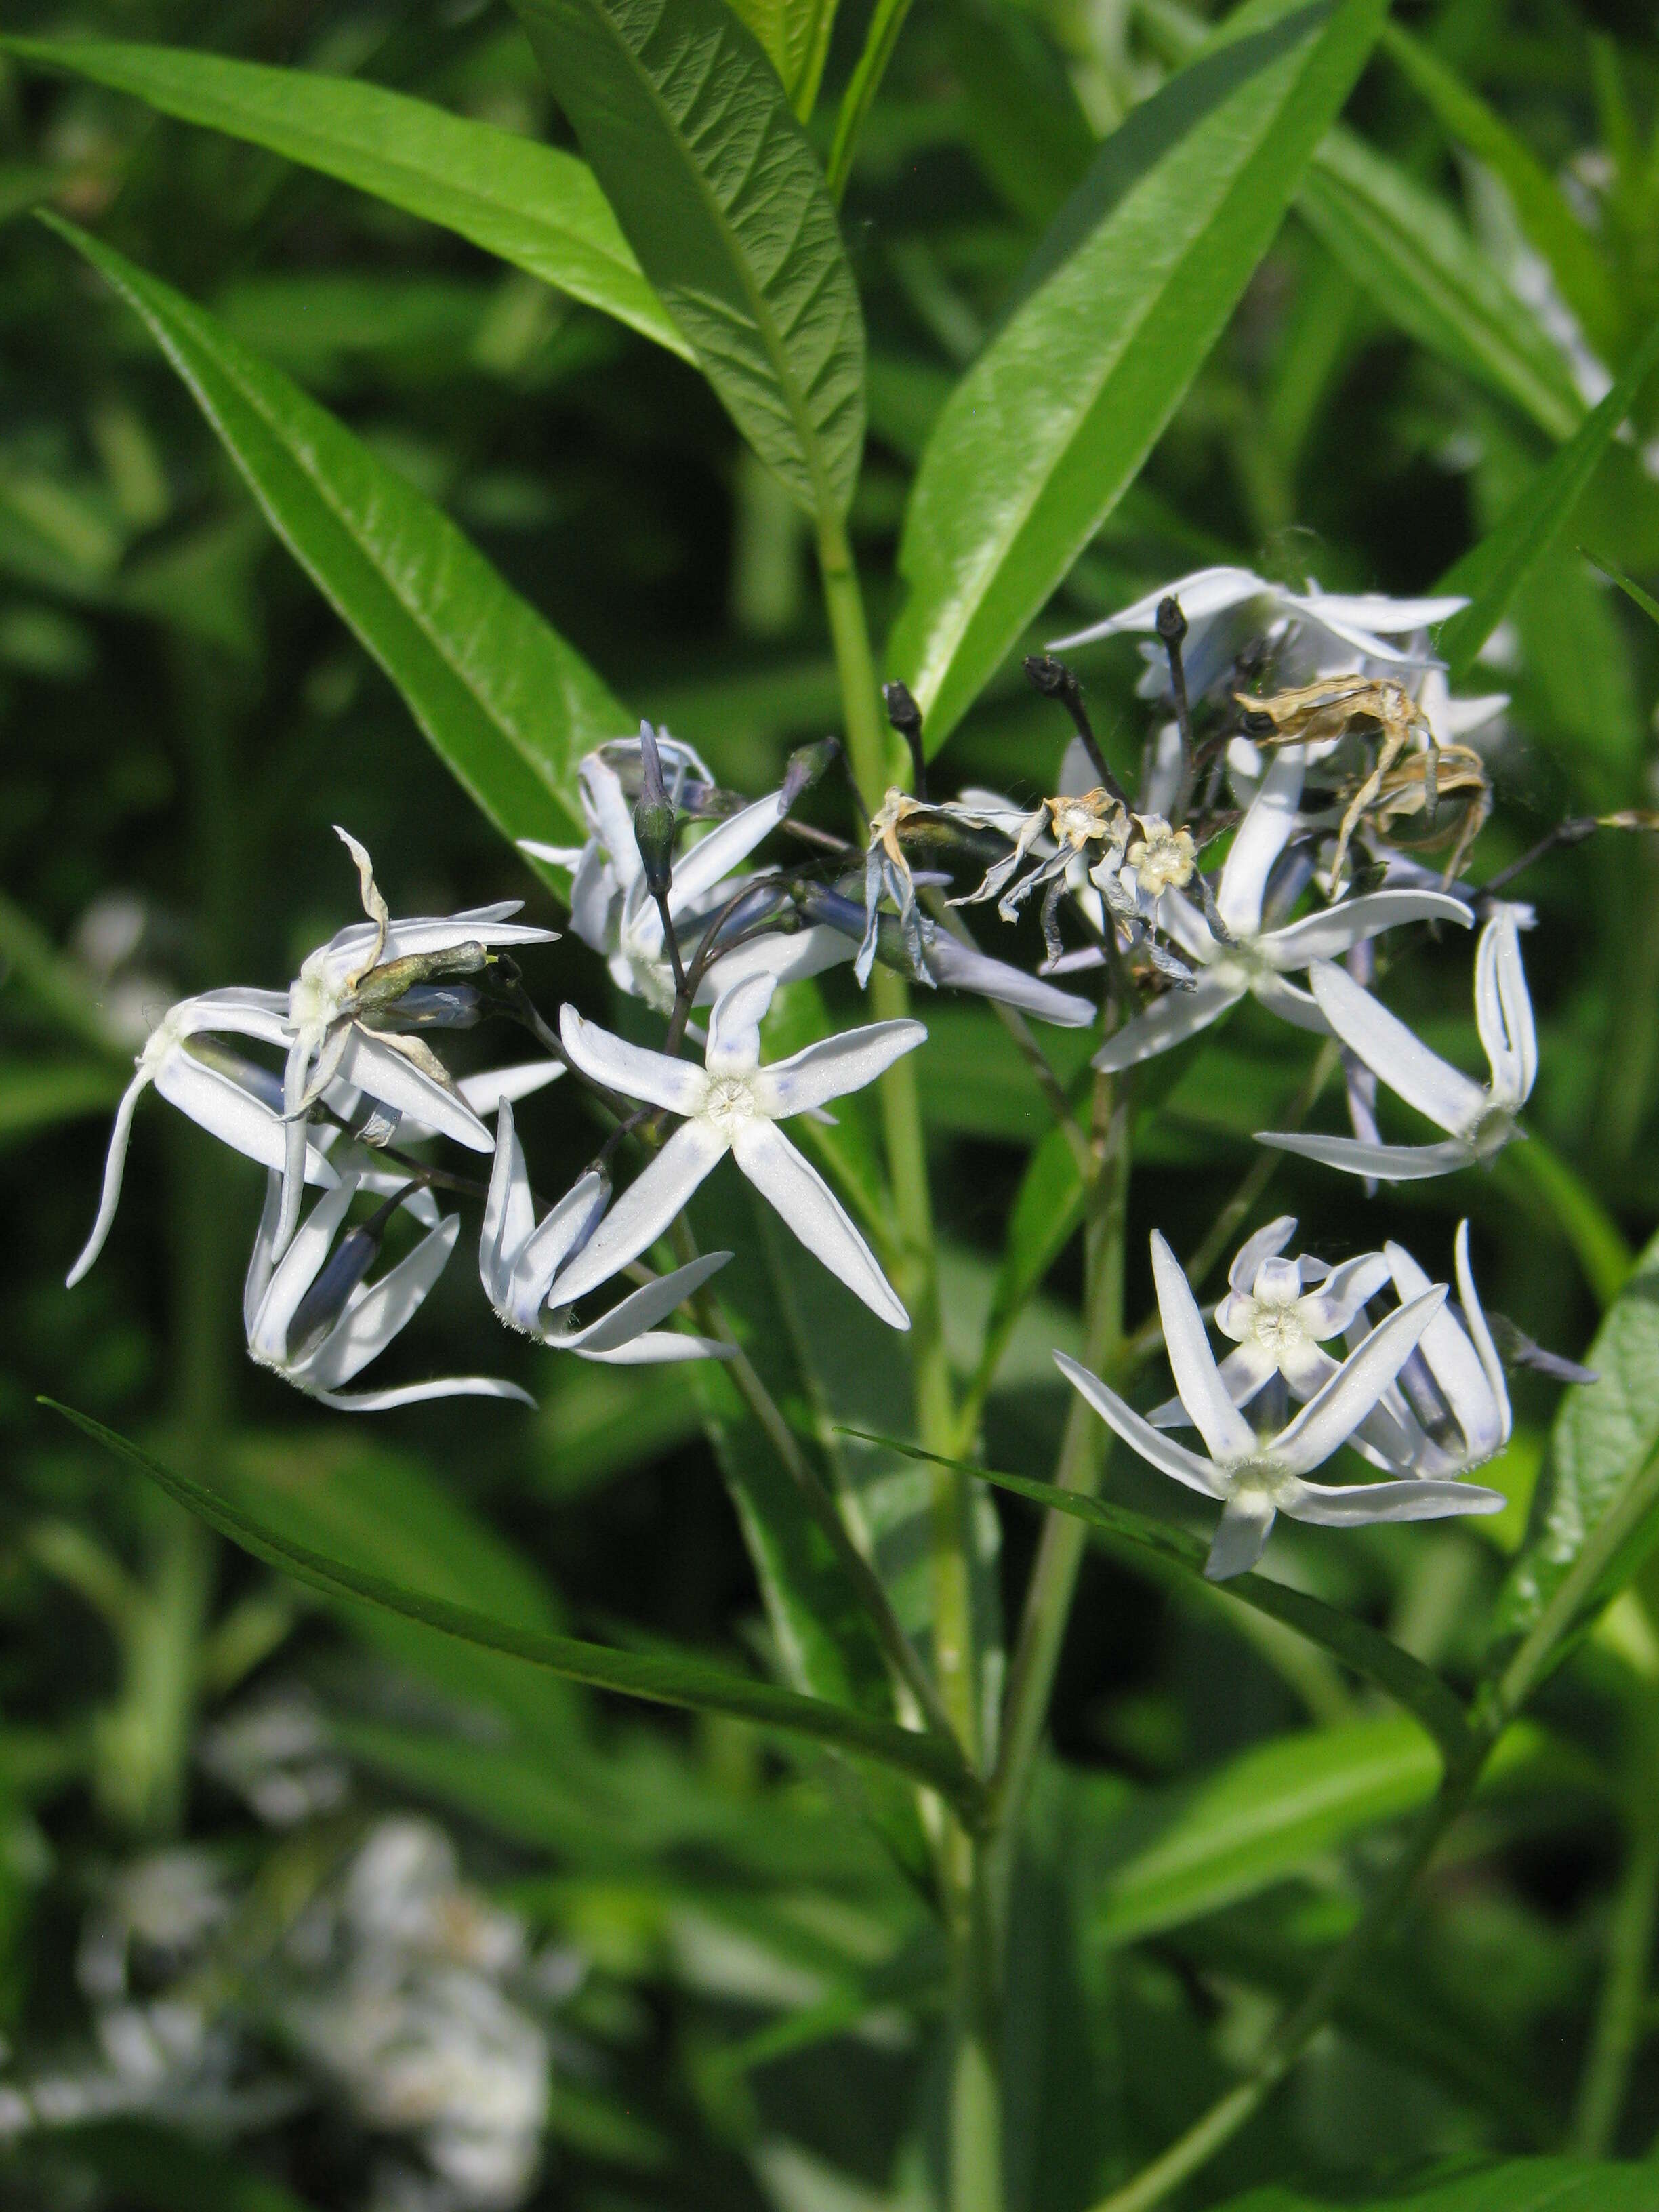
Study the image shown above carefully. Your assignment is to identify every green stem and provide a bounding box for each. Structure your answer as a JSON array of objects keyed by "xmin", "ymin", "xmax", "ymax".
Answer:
[
  {"xmin": 825, "ymin": 0, "xmax": 916, "ymax": 204},
  {"xmin": 986, "ymin": 1073, "xmax": 1130, "ymax": 1880}
]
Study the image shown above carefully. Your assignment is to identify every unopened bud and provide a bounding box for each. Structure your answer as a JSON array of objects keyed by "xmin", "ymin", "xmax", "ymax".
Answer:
[
  {"xmin": 287, "ymin": 1214, "xmax": 388, "ymax": 1359},
  {"xmin": 781, "ymin": 737, "xmax": 839, "ymax": 812},
  {"xmin": 1155, "ymin": 596, "xmax": 1188, "ymax": 647},
  {"xmin": 632, "ymin": 722, "xmax": 677, "ymax": 897}
]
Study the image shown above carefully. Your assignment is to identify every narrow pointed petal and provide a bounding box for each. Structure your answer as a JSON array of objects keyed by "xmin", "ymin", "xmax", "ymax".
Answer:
[
  {"xmin": 507, "ymin": 1172, "xmax": 609, "ymax": 1328},
  {"xmin": 66, "ymin": 1068, "xmax": 150, "ymax": 1287},
  {"xmin": 457, "ymin": 1061, "xmax": 565, "ymax": 1117},
  {"xmin": 1218, "ymin": 749, "xmax": 1304, "ymax": 936},
  {"xmin": 304, "ymin": 1216, "xmax": 460, "ymax": 1390},
  {"xmin": 580, "ymin": 752, "xmax": 640, "ymax": 877},
  {"xmin": 1278, "ymin": 1337, "xmax": 1343, "ymax": 1404},
  {"xmin": 552, "ymin": 1119, "xmax": 729, "ymax": 1307},
  {"xmin": 1296, "ymin": 590, "xmax": 1467, "ymax": 633},
  {"xmin": 152, "ymin": 1052, "xmax": 283, "ymax": 1174},
  {"xmin": 1149, "ymin": 1340, "xmax": 1277, "ymax": 1426},
  {"xmin": 1383, "ymin": 1235, "xmax": 1501, "ymax": 1467},
  {"xmin": 1254, "ymin": 1130, "xmax": 1477, "ymax": 1180},
  {"xmin": 516, "ymin": 839, "xmax": 587, "ymax": 872},
  {"xmin": 751, "ymin": 1019, "xmax": 926, "ymax": 1119},
  {"xmin": 1455, "ymin": 1220, "xmax": 1512, "ymax": 1454},
  {"xmin": 1150, "ymin": 1231, "xmax": 1256, "ymax": 1461},
  {"xmin": 172, "ymin": 987, "xmax": 295, "ymax": 1044},
  {"xmin": 669, "ymin": 790, "xmax": 788, "ymax": 913},
  {"xmin": 924, "ymin": 935, "xmax": 1097, "ymax": 1026},
  {"xmin": 336, "ymin": 1029, "xmax": 491, "ymax": 1152},
  {"xmin": 276, "ymin": 1032, "xmax": 320, "ymax": 1258},
  {"xmin": 1049, "ymin": 568, "xmax": 1266, "ymax": 649},
  {"xmin": 1248, "ymin": 970, "xmax": 1328, "ymax": 1032},
  {"xmin": 575, "ymin": 1330, "xmax": 735, "ymax": 1365},
  {"xmin": 705, "ymin": 974, "xmax": 779, "ymax": 1077},
  {"xmin": 1261, "ymin": 890, "xmax": 1473, "ymax": 968},
  {"xmin": 1227, "ymin": 1218, "xmax": 1298, "ymax": 1297},
  {"xmin": 1053, "ymin": 1352, "xmax": 1229, "ymax": 1500},
  {"xmin": 480, "ymin": 1103, "xmax": 529, "ymax": 1301},
  {"xmin": 1297, "ymin": 1252, "xmax": 1393, "ymax": 1336},
  {"xmin": 252, "ymin": 1176, "xmax": 360, "ymax": 1364},
  {"xmin": 1282, "ymin": 1475, "xmax": 1505, "ymax": 1524},
  {"xmin": 558, "ymin": 1006, "xmax": 708, "ymax": 1115},
  {"xmin": 318, "ymin": 1376, "xmax": 536, "ymax": 1412},
  {"xmin": 555, "ymin": 1251, "xmax": 730, "ymax": 1351},
  {"xmin": 1477, "ymin": 911, "xmax": 1537, "ymax": 1109},
  {"xmin": 1204, "ymin": 1494, "xmax": 1277, "ymax": 1580},
  {"xmin": 1273, "ymin": 1288, "xmax": 1447, "ymax": 1477},
  {"xmin": 695, "ymin": 923, "xmax": 854, "ymax": 1004},
  {"xmin": 243, "ymin": 1171, "xmax": 284, "ymax": 1338},
  {"xmin": 1308, "ymin": 962, "xmax": 1488, "ymax": 1137},
  {"xmin": 1153, "ymin": 888, "xmax": 1219, "ymax": 966},
  {"xmin": 731, "ymin": 1120, "xmax": 907, "ymax": 1328},
  {"xmin": 1092, "ymin": 976, "xmax": 1243, "ymax": 1073}
]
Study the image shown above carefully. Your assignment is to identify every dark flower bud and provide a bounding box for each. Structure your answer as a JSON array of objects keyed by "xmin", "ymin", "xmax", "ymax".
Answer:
[
  {"xmin": 286, "ymin": 1209, "xmax": 391, "ymax": 1360},
  {"xmin": 781, "ymin": 737, "xmax": 839, "ymax": 812},
  {"xmin": 883, "ymin": 681, "xmax": 927, "ymax": 800},
  {"xmin": 632, "ymin": 722, "xmax": 677, "ymax": 897},
  {"xmin": 1155, "ymin": 595, "xmax": 1188, "ymax": 647}
]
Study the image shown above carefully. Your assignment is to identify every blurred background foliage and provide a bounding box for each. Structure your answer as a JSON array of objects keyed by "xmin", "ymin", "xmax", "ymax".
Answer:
[{"xmin": 3, "ymin": 0, "xmax": 1659, "ymax": 2206}]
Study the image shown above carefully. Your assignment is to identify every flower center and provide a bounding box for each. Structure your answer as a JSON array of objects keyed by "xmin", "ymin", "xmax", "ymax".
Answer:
[
  {"xmin": 1252, "ymin": 1303, "xmax": 1304, "ymax": 1356},
  {"xmin": 1127, "ymin": 820, "xmax": 1196, "ymax": 896},
  {"xmin": 703, "ymin": 1076, "xmax": 758, "ymax": 1132}
]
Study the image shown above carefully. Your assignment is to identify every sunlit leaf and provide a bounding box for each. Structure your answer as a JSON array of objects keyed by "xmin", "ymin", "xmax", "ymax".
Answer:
[
  {"xmin": 3, "ymin": 36, "xmax": 690, "ymax": 356},
  {"xmin": 46, "ymin": 1400, "xmax": 985, "ymax": 1818},
  {"xmin": 889, "ymin": 0, "xmax": 1388, "ymax": 750},
  {"xmin": 511, "ymin": 0, "xmax": 865, "ymax": 518},
  {"xmin": 45, "ymin": 216, "xmax": 626, "ymax": 847},
  {"xmin": 723, "ymin": 0, "xmax": 840, "ymax": 120}
]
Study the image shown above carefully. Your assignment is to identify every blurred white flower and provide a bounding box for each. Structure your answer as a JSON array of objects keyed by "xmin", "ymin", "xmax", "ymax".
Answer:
[
  {"xmin": 1058, "ymin": 1231, "xmax": 1503, "ymax": 1578},
  {"xmin": 1366, "ymin": 1223, "xmax": 1513, "ymax": 1477},
  {"xmin": 556, "ymin": 974, "xmax": 923, "ymax": 1327},
  {"xmin": 479, "ymin": 1099, "xmax": 732, "ymax": 1361},
  {"xmin": 1258, "ymin": 907, "xmax": 1535, "ymax": 1179},
  {"xmin": 198, "ymin": 1696, "xmax": 351, "ymax": 1828},
  {"xmin": 1092, "ymin": 752, "xmax": 1472, "ymax": 1072},
  {"xmin": 244, "ymin": 1172, "xmax": 533, "ymax": 1412}
]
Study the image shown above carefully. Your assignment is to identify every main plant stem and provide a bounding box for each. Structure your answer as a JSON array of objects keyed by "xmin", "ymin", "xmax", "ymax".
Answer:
[{"xmin": 818, "ymin": 510, "xmax": 996, "ymax": 2212}]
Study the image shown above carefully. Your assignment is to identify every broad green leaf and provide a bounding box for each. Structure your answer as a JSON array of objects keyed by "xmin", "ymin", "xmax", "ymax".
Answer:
[
  {"xmin": 0, "ymin": 1060, "xmax": 124, "ymax": 1147},
  {"xmin": 1218, "ymin": 2158, "xmax": 1659, "ymax": 2212},
  {"xmin": 1497, "ymin": 1223, "xmax": 1659, "ymax": 1643},
  {"xmin": 723, "ymin": 0, "xmax": 840, "ymax": 120},
  {"xmin": 2, "ymin": 37, "xmax": 689, "ymax": 357},
  {"xmin": 847, "ymin": 1433, "xmax": 1472, "ymax": 1759},
  {"xmin": 1298, "ymin": 130, "xmax": 1585, "ymax": 442},
  {"xmin": 45, "ymin": 1401, "xmax": 985, "ymax": 1820},
  {"xmin": 1381, "ymin": 24, "xmax": 1619, "ymax": 363},
  {"xmin": 46, "ymin": 218, "xmax": 625, "ymax": 847},
  {"xmin": 889, "ymin": 0, "xmax": 1389, "ymax": 751},
  {"xmin": 1436, "ymin": 306, "xmax": 1659, "ymax": 680},
  {"xmin": 1090, "ymin": 1715, "xmax": 1443, "ymax": 1946},
  {"xmin": 510, "ymin": 0, "xmax": 865, "ymax": 519}
]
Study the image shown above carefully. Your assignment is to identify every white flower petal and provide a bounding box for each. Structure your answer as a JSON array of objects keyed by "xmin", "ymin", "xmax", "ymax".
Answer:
[
  {"xmin": 1149, "ymin": 1340, "xmax": 1277, "ymax": 1425},
  {"xmin": 1282, "ymin": 1475, "xmax": 1505, "ymax": 1525},
  {"xmin": 1153, "ymin": 888, "xmax": 1219, "ymax": 966},
  {"xmin": 335, "ymin": 1029, "xmax": 491, "ymax": 1153},
  {"xmin": 1091, "ymin": 975, "xmax": 1244, "ymax": 1072},
  {"xmin": 1204, "ymin": 1493, "xmax": 1277, "ymax": 1580},
  {"xmin": 1308, "ymin": 960, "xmax": 1490, "ymax": 1136},
  {"xmin": 705, "ymin": 974, "xmax": 779, "ymax": 1078},
  {"xmin": 457, "ymin": 1061, "xmax": 565, "ymax": 1117},
  {"xmin": 574, "ymin": 1331, "xmax": 735, "ymax": 1365},
  {"xmin": 695, "ymin": 924, "xmax": 854, "ymax": 1004},
  {"xmin": 1296, "ymin": 1251, "xmax": 1393, "ymax": 1336},
  {"xmin": 925, "ymin": 935, "xmax": 1098, "ymax": 1025},
  {"xmin": 252, "ymin": 1175, "xmax": 360, "ymax": 1364},
  {"xmin": 317, "ymin": 1376, "xmax": 536, "ymax": 1412},
  {"xmin": 670, "ymin": 790, "xmax": 788, "ymax": 913},
  {"xmin": 1295, "ymin": 590, "xmax": 1467, "ymax": 633},
  {"xmin": 1248, "ymin": 970, "xmax": 1329, "ymax": 1031},
  {"xmin": 516, "ymin": 840, "xmax": 586, "ymax": 872},
  {"xmin": 1050, "ymin": 567, "xmax": 1269, "ymax": 648},
  {"xmin": 1455, "ymin": 1218, "xmax": 1512, "ymax": 1454},
  {"xmin": 731, "ymin": 1119, "xmax": 908, "ymax": 1328},
  {"xmin": 751, "ymin": 1017, "xmax": 926, "ymax": 1119},
  {"xmin": 1272, "ymin": 1288, "xmax": 1446, "ymax": 1477},
  {"xmin": 1227, "ymin": 1217, "xmax": 1298, "ymax": 1296},
  {"xmin": 66, "ymin": 1067, "xmax": 150, "ymax": 1287},
  {"xmin": 154, "ymin": 1051, "xmax": 334, "ymax": 1188},
  {"xmin": 1261, "ymin": 889, "xmax": 1473, "ymax": 968},
  {"xmin": 1254, "ymin": 1129, "xmax": 1477, "ymax": 1180},
  {"xmin": 554, "ymin": 1250, "xmax": 729, "ymax": 1351},
  {"xmin": 558, "ymin": 1006, "xmax": 708, "ymax": 1115},
  {"xmin": 508, "ymin": 1172, "xmax": 609, "ymax": 1327},
  {"xmin": 1053, "ymin": 1351, "xmax": 1229, "ymax": 1499},
  {"xmin": 243, "ymin": 1171, "xmax": 283, "ymax": 1337},
  {"xmin": 551, "ymin": 1118, "xmax": 730, "ymax": 1307},
  {"xmin": 480, "ymin": 1103, "xmax": 532, "ymax": 1301},
  {"xmin": 1218, "ymin": 747, "xmax": 1304, "ymax": 936},
  {"xmin": 304, "ymin": 1216, "xmax": 460, "ymax": 1390},
  {"xmin": 173, "ymin": 987, "xmax": 295, "ymax": 1044},
  {"xmin": 1150, "ymin": 1231, "xmax": 1257, "ymax": 1461},
  {"xmin": 1481, "ymin": 910, "xmax": 1537, "ymax": 1109}
]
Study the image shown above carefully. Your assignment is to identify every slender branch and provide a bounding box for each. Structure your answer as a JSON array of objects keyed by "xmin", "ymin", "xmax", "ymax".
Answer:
[{"xmin": 1156, "ymin": 596, "xmax": 1196, "ymax": 823}]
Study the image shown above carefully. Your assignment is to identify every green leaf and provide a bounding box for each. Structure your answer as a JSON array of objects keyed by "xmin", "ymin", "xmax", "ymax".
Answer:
[
  {"xmin": 889, "ymin": 0, "xmax": 1389, "ymax": 751},
  {"xmin": 1380, "ymin": 23, "xmax": 1619, "ymax": 363},
  {"xmin": 1298, "ymin": 129, "xmax": 1585, "ymax": 441},
  {"xmin": 825, "ymin": 0, "xmax": 917, "ymax": 203},
  {"xmin": 1, "ymin": 36, "xmax": 689, "ymax": 357},
  {"xmin": 1497, "ymin": 1223, "xmax": 1659, "ymax": 1643},
  {"xmin": 1090, "ymin": 1715, "xmax": 1443, "ymax": 1946},
  {"xmin": 1435, "ymin": 306, "xmax": 1659, "ymax": 680},
  {"xmin": 722, "ymin": 0, "xmax": 839, "ymax": 120},
  {"xmin": 963, "ymin": 1121, "xmax": 1087, "ymax": 1416},
  {"xmin": 33, "ymin": 2123, "xmax": 317, "ymax": 2212},
  {"xmin": 1582, "ymin": 546, "xmax": 1659, "ymax": 628},
  {"xmin": 44, "ymin": 1400, "xmax": 985, "ymax": 1821},
  {"xmin": 1217, "ymin": 2157, "xmax": 1659, "ymax": 2212},
  {"xmin": 844, "ymin": 1432, "xmax": 1473, "ymax": 1761},
  {"xmin": 45, "ymin": 216, "xmax": 625, "ymax": 848},
  {"xmin": 510, "ymin": 0, "xmax": 865, "ymax": 518}
]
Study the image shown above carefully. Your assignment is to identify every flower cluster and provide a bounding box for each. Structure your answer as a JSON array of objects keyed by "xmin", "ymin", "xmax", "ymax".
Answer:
[{"xmin": 66, "ymin": 569, "xmax": 1598, "ymax": 1576}]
